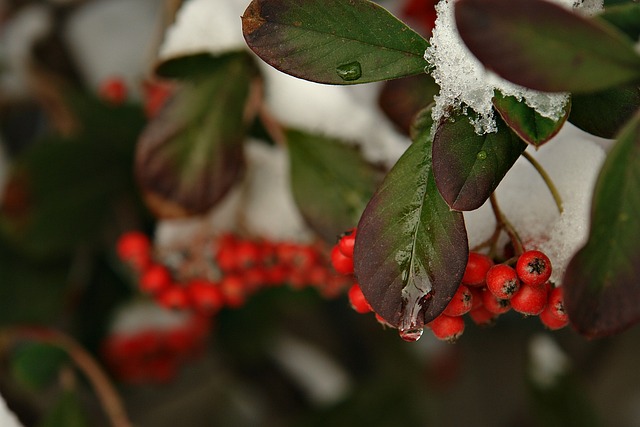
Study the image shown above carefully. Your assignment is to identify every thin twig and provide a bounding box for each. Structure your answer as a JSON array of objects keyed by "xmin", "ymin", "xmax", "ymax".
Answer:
[
  {"xmin": 522, "ymin": 151, "xmax": 564, "ymax": 214},
  {"xmin": 490, "ymin": 193, "xmax": 524, "ymax": 257}
]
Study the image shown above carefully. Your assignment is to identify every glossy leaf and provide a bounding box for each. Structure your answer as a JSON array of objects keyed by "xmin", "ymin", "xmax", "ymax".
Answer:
[
  {"xmin": 286, "ymin": 129, "xmax": 379, "ymax": 242},
  {"xmin": 492, "ymin": 91, "xmax": 569, "ymax": 147},
  {"xmin": 564, "ymin": 110, "xmax": 640, "ymax": 338},
  {"xmin": 353, "ymin": 108, "xmax": 468, "ymax": 331},
  {"xmin": 378, "ymin": 74, "xmax": 440, "ymax": 135},
  {"xmin": 136, "ymin": 52, "xmax": 260, "ymax": 218},
  {"xmin": 242, "ymin": 0, "xmax": 429, "ymax": 85},
  {"xmin": 598, "ymin": 3, "xmax": 640, "ymax": 41},
  {"xmin": 455, "ymin": 0, "xmax": 640, "ymax": 93},
  {"xmin": 569, "ymin": 85, "xmax": 640, "ymax": 138},
  {"xmin": 432, "ymin": 111, "xmax": 526, "ymax": 211}
]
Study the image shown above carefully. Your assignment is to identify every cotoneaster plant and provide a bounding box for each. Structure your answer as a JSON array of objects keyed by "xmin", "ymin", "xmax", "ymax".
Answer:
[{"xmin": 236, "ymin": 0, "xmax": 640, "ymax": 341}]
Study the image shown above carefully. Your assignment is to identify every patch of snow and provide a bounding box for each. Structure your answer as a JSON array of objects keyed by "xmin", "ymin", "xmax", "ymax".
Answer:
[
  {"xmin": 110, "ymin": 300, "xmax": 191, "ymax": 335},
  {"xmin": 528, "ymin": 334, "xmax": 570, "ymax": 387},
  {"xmin": 0, "ymin": 393, "xmax": 23, "ymax": 427}
]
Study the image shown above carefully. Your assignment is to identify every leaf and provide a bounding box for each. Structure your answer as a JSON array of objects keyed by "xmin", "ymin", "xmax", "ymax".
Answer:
[
  {"xmin": 432, "ymin": 111, "xmax": 527, "ymax": 211},
  {"xmin": 492, "ymin": 91, "xmax": 569, "ymax": 147},
  {"xmin": 569, "ymin": 85, "xmax": 640, "ymax": 138},
  {"xmin": 598, "ymin": 3, "xmax": 640, "ymax": 41},
  {"xmin": 286, "ymin": 129, "xmax": 380, "ymax": 242},
  {"xmin": 353, "ymin": 107, "xmax": 468, "ymax": 331},
  {"xmin": 155, "ymin": 52, "xmax": 225, "ymax": 80},
  {"xmin": 563, "ymin": 110, "xmax": 640, "ymax": 338},
  {"xmin": 242, "ymin": 0, "xmax": 429, "ymax": 85},
  {"xmin": 378, "ymin": 74, "xmax": 440, "ymax": 135},
  {"xmin": 136, "ymin": 52, "xmax": 260, "ymax": 218},
  {"xmin": 38, "ymin": 391, "xmax": 89, "ymax": 427},
  {"xmin": 11, "ymin": 343, "xmax": 68, "ymax": 391},
  {"xmin": 454, "ymin": 0, "xmax": 640, "ymax": 93}
]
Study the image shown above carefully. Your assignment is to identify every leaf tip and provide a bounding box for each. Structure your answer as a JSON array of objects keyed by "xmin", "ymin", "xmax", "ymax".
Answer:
[{"xmin": 242, "ymin": 0, "xmax": 266, "ymax": 36}]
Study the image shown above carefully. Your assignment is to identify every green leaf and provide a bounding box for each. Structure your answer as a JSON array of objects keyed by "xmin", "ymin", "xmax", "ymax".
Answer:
[
  {"xmin": 563, "ymin": 110, "xmax": 640, "ymax": 338},
  {"xmin": 353, "ymin": 107, "xmax": 468, "ymax": 332},
  {"xmin": 286, "ymin": 129, "xmax": 379, "ymax": 242},
  {"xmin": 569, "ymin": 85, "xmax": 640, "ymax": 138},
  {"xmin": 432, "ymin": 111, "xmax": 527, "ymax": 211},
  {"xmin": 492, "ymin": 91, "xmax": 569, "ymax": 147},
  {"xmin": 136, "ymin": 52, "xmax": 260, "ymax": 218},
  {"xmin": 38, "ymin": 391, "xmax": 89, "ymax": 427},
  {"xmin": 454, "ymin": 0, "xmax": 640, "ymax": 93},
  {"xmin": 11, "ymin": 343, "xmax": 68, "ymax": 391},
  {"xmin": 155, "ymin": 52, "xmax": 230, "ymax": 80},
  {"xmin": 598, "ymin": 3, "xmax": 640, "ymax": 41},
  {"xmin": 242, "ymin": 0, "xmax": 429, "ymax": 85}
]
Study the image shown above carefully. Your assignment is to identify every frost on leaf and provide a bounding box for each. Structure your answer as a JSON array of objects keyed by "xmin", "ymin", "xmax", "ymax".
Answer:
[{"xmin": 424, "ymin": 0, "xmax": 571, "ymax": 135}]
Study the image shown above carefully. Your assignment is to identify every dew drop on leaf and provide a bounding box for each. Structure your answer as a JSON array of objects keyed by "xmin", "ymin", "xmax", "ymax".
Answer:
[
  {"xmin": 398, "ymin": 327, "xmax": 424, "ymax": 342},
  {"xmin": 476, "ymin": 150, "xmax": 487, "ymax": 160},
  {"xmin": 336, "ymin": 61, "xmax": 362, "ymax": 81}
]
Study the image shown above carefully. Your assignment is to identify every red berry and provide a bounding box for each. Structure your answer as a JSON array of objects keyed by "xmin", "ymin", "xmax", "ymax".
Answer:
[
  {"xmin": 156, "ymin": 286, "xmax": 189, "ymax": 310},
  {"xmin": 139, "ymin": 264, "xmax": 172, "ymax": 294},
  {"xmin": 443, "ymin": 285, "xmax": 473, "ymax": 316},
  {"xmin": 338, "ymin": 229, "xmax": 356, "ymax": 258},
  {"xmin": 510, "ymin": 282, "xmax": 548, "ymax": 315},
  {"xmin": 235, "ymin": 239, "xmax": 261, "ymax": 269},
  {"xmin": 516, "ymin": 250, "xmax": 552, "ymax": 287},
  {"xmin": 429, "ymin": 314, "xmax": 465, "ymax": 342},
  {"xmin": 462, "ymin": 252, "xmax": 494, "ymax": 287},
  {"xmin": 99, "ymin": 77, "xmax": 127, "ymax": 104},
  {"xmin": 546, "ymin": 286, "xmax": 568, "ymax": 322},
  {"xmin": 348, "ymin": 283, "xmax": 372, "ymax": 314},
  {"xmin": 330, "ymin": 245, "xmax": 354, "ymax": 275},
  {"xmin": 116, "ymin": 231, "xmax": 151, "ymax": 271},
  {"xmin": 220, "ymin": 275, "xmax": 246, "ymax": 308},
  {"xmin": 539, "ymin": 304, "xmax": 569, "ymax": 330},
  {"xmin": 481, "ymin": 288, "xmax": 511, "ymax": 314},
  {"xmin": 469, "ymin": 306, "xmax": 498, "ymax": 326},
  {"xmin": 143, "ymin": 79, "xmax": 175, "ymax": 118},
  {"xmin": 186, "ymin": 279, "xmax": 224, "ymax": 314},
  {"xmin": 468, "ymin": 286, "xmax": 484, "ymax": 310},
  {"xmin": 486, "ymin": 264, "xmax": 520, "ymax": 299}
]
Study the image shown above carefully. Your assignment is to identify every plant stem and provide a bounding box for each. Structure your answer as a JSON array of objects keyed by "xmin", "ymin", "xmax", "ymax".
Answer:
[
  {"xmin": 490, "ymin": 193, "xmax": 524, "ymax": 257},
  {"xmin": 2, "ymin": 327, "xmax": 133, "ymax": 427},
  {"xmin": 522, "ymin": 151, "xmax": 563, "ymax": 214}
]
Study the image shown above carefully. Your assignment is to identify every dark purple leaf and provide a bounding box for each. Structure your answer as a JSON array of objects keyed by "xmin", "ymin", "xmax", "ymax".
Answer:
[
  {"xmin": 455, "ymin": 0, "xmax": 640, "ymax": 93},
  {"xmin": 564, "ymin": 110, "xmax": 640, "ymax": 337},
  {"xmin": 354, "ymin": 107, "xmax": 468, "ymax": 334},
  {"xmin": 432, "ymin": 111, "xmax": 526, "ymax": 211}
]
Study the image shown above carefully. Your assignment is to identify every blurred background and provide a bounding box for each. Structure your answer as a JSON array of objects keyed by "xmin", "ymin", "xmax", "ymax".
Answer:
[{"xmin": 0, "ymin": 0, "xmax": 639, "ymax": 426}]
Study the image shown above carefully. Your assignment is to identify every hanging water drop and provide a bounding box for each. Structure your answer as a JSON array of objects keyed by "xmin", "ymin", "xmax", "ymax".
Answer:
[
  {"xmin": 477, "ymin": 150, "xmax": 487, "ymax": 160},
  {"xmin": 336, "ymin": 61, "xmax": 362, "ymax": 81},
  {"xmin": 399, "ymin": 327, "xmax": 424, "ymax": 342}
]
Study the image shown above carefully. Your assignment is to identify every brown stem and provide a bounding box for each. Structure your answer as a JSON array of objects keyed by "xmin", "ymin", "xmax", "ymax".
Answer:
[
  {"xmin": 489, "ymin": 193, "xmax": 524, "ymax": 257},
  {"xmin": 2, "ymin": 327, "xmax": 133, "ymax": 427},
  {"xmin": 258, "ymin": 105, "xmax": 287, "ymax": 147}
]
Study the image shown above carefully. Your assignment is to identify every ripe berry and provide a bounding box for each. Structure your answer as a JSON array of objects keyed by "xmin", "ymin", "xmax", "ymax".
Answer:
[
  {"xmin": 486, "ymin": 264, "xmax": 520, "ymax": 299},
  {"xmin": 516, "ymin": 250, "xmax": 552, "ymax": 287},
  {"xmin": 338, "ymin": 229, "xmax": 356, "ymax": 258},
  {"xmin": 156, "ymin": 286, "xmax": 189, "ymax": 310},
  {"xmin": 330, "ymin": 245, "xmax": 354, "ymax": 275},
  {"xmin": 481, "ymin": 288, "xmax": 511, "ymax": 314},
  {"xmin": 510, "ymin": 282, "xmax": 548, "ymax": 316},
  {"xmin": 348, "ymin": 283, "xmax": 372, "ymax": 314},
  {"xmin": 139, "ymin": 264, "xmax": 172, "ymax": 294},
  {"xmin": 186, "ymin": 279, "xmax": 224, "ymax": 314},
  {"xmin": 469, "ymin": 306, "xmax": 498, "ymax": 326},
  {"xmin": 539, "ymin": 304, "xmax": 569, "ymax": 330},
  {"xmin": 99, "ymin": 77, "xmax": 127, "ymax": 104},
  {"xmin": 429, "ymin": 314, "xmax": 465, "ymax": 342},
  {"xmin": 443, "ymin": 285, "xmax": 473, "ymax": 317},
  {"xmin": 220, "ymin": 275, "xmax": 246, "ymax": 308},
  {"xmin": 116, "ymin": 231, "xmax": 151, "ymax": 271},
  {"xmin": 546, "ymin": 286, "xmax": 568, "ymax": 322},
  {"xmin": 462, "ymin": 252, "xmax": 494, "ymax": 287}
]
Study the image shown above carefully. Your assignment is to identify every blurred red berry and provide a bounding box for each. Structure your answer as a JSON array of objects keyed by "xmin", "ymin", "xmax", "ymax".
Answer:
[
  {"xmin": 139, "ymin": 264, "xmax": 172, "ymax": 294},
  {"xmin": 99, "ymin": 77, "xmax": 127, "ymax": 104},
  {"xmin": 348, "ymin": 283, "xmax": 372, "ymax": 314},
  {"xmin": 186, "ymin": 279, "xmax": 224, "ymax": 314},
  {"xmin": 116, "ymin": 231, "xmax": 151, "ymax": 272},
  {"xmin": 156, "ymin": 286, "xmax": 189, "ymax": 310}
]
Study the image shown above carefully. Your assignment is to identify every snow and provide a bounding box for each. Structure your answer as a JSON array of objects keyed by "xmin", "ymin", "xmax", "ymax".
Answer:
[
  {"xmin": 528, "ymin": 334, "xmax": 570, "ymax": 387},
  {"xmin": 158, "ymin": 0, "xmax": 250, "ymax": 61},
  {"xmin": 424, "ymin": 0, "xmax": 571, "ymax": 135},
  {"xmin": 110, "ymin": 300, "xmax": 192, "ymax": 335},
  {"xmin": 465, "ymin": 123, "xmax": 607, "ymax": 285},
  {"xmin": 0, "ymin": 393, "xmax": 23, "ymax": 427}
]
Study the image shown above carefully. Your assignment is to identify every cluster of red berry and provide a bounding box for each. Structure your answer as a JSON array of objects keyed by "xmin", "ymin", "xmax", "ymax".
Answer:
[
  {"xmin": 332, "ymin": 228, "xmax": 569, "ymax": 342},
  {"xmin": 116, "ymin": 231, "xmax": 352, "ymax": 315},
  {"xmin": 98, "ymin": 76, "xmax": 174, "ymax": 118},
  {"xmin": 101, "ymin": 313, "xmax": 209, "ymax": 383}
]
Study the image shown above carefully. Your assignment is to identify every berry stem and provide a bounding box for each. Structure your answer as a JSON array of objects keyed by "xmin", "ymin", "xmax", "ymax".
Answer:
[
  {"xmin": 522, "ymin": 151, "xmax": 563, "ymax": 215},
  {"xmin": 490, "ymin": 193, "xmax": 524, "ymax": 257},
  {"xmin": 1, "ymin": 327, "xmax": 133, "ymax": 427}
]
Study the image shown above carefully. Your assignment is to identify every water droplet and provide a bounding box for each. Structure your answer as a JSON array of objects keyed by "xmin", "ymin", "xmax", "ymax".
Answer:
[
  {"xmin": 477, "ymin": 150, "xmax": 487, "ymax": 160},
  {"xmin": 399, "ymin": 327, "xmax": 423, "ymax": 342},
  {"xmin": 401, "ymin": 270, "xmax": 409, "ymax": 282},
  {"xmin": 336, "ymin": 61, "xmax": 362, "ymax": 81}
]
